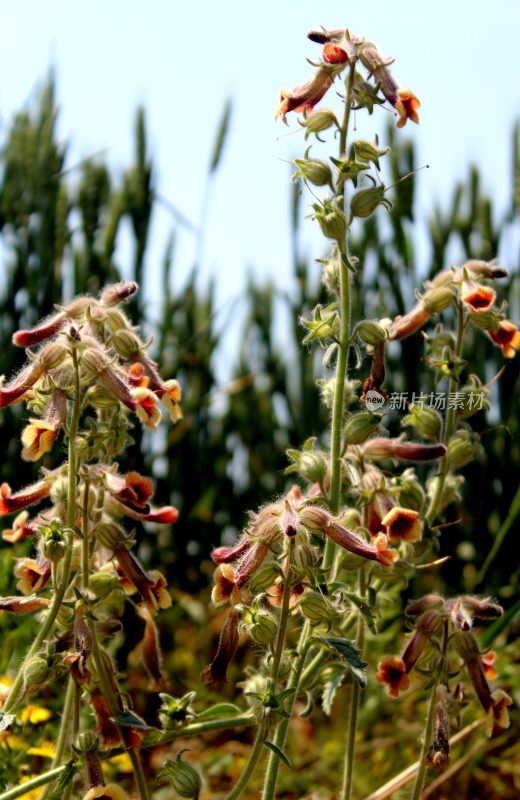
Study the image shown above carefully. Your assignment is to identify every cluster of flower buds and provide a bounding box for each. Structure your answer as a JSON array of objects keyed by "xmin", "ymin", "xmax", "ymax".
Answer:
[{"xmin": 376, "ymin": 594, "xmax": 511, "ymax": 744}]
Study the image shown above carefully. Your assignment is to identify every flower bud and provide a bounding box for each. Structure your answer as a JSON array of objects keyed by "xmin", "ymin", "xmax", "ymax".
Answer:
[
  {"xmin": 75, "ymin": 730, "xmax": 100, "ymax": 753},
  {"xmin": 110, "ymin": 329, "xmax": 142, "ymax": 360},
  {"xmin": 40, "ymin": 342, "xmax": 70, "ymax": 370},
  {"xmin": 299, "ymin": 109, "xmax": 338, "ymax": 137},
  {"xmin": 396, "ymin": 471, "xmax": 425, "ymax": 512},
  {"xmin": 104, "ymin": 308, "xmax": 131, "ymax": 333},
  {"xmin": 100, "ymin": 281, "xmax": 138, "ymax": 307},
  {"xmin": 299, "ymin": 505, "xmax": 331, "ymax": 533},
  {"xmin": 402, "ymin": 404, "xmax": 442, "ymax": 441},
  {"xmin": 89, "ymin": 571, "xmax": 121, "ymax": 598},
  {"xmin": 24, "ymin": 655, "xmax": 51, "ymax": 687},
  {"xmin": 297, "ymin": 451, "xmax": 328, "ymax": 484},
  {"xmin": 249, "ymin": 612, "xmax": 278, "ymax": 645},
  {"xmin": 159, "ymin": 751, "xmax": 202, "ymax": 799},
  {"xmin": 299, "ymin": 592, "xmax": 333, "ymax": 624},
  {"xmin": 246, "ymin": 562, "xmax": 281, "ymax": 593},
  {"xmin": 446, "ymin": 430, "xmax": 482, "ymax": 468},
  {"xmin": 351, "ymin": 139, "xmax": 389, "ymax": 167},
  {"xmin": 356, "ymin": 319, "xmax": 388, "ymax": 346},
  {"xmin": 350, "ymin": 185, "xmax": 391, "ymax": 219},
  {"xmin": 468, "ymin": 309, "xmax": 502, "ymax": 330},
  {"xmin": 423, "ymin": 286, "xmax": 456, "ymax": 313},
  {"xmin": 313, "ymin": 196, "xmax": 347, "ymax": 241},
  {"xmin": 292, "ymin": 539, "xmax": 320, "ymax": 572},
  {"xmin": 95, "ymin": 521, "xmax": 133, "ymax": 551},
  {"xmin": 344, "ymin": 411, "xmax": 381, "ymax": 445},
  {"xmin": 294, "ymin": 157, "xmax": 333, "ymax": 187}
]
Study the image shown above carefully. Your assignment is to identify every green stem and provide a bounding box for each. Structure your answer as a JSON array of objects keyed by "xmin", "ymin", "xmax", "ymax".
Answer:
[
  {"xmin": 323, "ymin": 59, "xmax": 357, "ymax": 571},
  {"xmin": 81, "ymin": 478, "xmax": 91, "ymax": 590},
  {"xmin": 227, "ymin": 540, "xmax": 295, "ymax": 800},
  {"xmin": 340, "ymin": 566, "xmax": 367, "ymax": 800},
  {"xmin": 262, "ymin": 621, "xmax": 312, "ymax": 800},
  {"xmin": 37, "ymin": 676, "xmax": 75, "ymax": 800},
  {"xmin": 224, "ymin": 717, "xmax": 269, "ymax": 800},
  {"xmin": 0, "ymin": 768, "xmax": 68, "ymax": 800},
  {"xmin": 425, "ymin": 301, "xmax": 465, "ymax": 524}
]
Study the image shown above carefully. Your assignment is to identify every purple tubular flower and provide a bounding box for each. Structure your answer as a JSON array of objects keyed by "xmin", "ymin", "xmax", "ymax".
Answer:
[
  {"xmin": 361, "ymin": 438, "xmax": 447, "ymax": 462},
  {"xmin": 211, "ymin": 534, "xmax": 252, "ymax": 564},
  {"xmin": 325, "ymin": 522, "xmax": 397, "ymax": 567},
  {"xmin": 234, "ymin": 540, "xmax": 271, "ymax": 588}
]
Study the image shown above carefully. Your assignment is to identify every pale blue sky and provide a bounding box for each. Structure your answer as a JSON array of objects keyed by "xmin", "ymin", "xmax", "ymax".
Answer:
[{"xmin": 1, "ymin": 1, "xmax": 519, "ymax": 328}]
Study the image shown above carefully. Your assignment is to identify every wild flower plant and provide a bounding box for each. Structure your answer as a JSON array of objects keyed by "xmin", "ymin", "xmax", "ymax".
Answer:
[
  {"xmin": 195, "ymin": 26, "xmax": 513, "ymax": 800},
  {"xmin": 0, "ymin": 25, "xmax": 517, "ymax": 800},
  {"xmin": 0, "ymin": 281, "xmax": 181, "ymax": 799}
]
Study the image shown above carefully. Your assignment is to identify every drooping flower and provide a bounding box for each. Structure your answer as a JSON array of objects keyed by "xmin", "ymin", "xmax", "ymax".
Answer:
[
  {"xmin": 2, "ymin": 510, "xmax": 38, "ymax": 542},
  {"xmin": 115, "ymin": 548, "xmax": 171, "ymax": 613},
  {"xmin": 461, "ymin": 282, "xmax": 496, "ymax": 313},
  {"xmin": 200, "ymin": 608, "xmax": 240, "ymax": 686},
  {"xmin": 486, "ymin": 689, "xmax": 513, "ymax": 737},
  {"xmin": 211, "ymin": 534, "xmax": 252, "ymax": 564},
  {"xmin": 21, "ymin": 420, "xmax": 59, "ymax": 462},
  {"xmin": 132, "ymin": 386, "xmax": 162, "ymax": 431},
  {"xmin": 361, "ymin": 437, "xmax": 447, "ymax": 462},
  {"xmin": 425, "ymin": 685, "xmax": 451, "ymax": 770},
  {"xmin": 375, "ymin": 656, "xmax": 410, "ymax": 698},
  {"xmin": 0, "ymin": 361, "xmax": 44, "ymax": 408},
  {"xmin": 0, "ymin": 595, "xmax": 51, "ymax": 613},
  {"xmin": 14, "ymin": 555, "xmax": 52, "ymax": 595},
  {"xmin": 388, "ymin": 303, "xmax": 431, "ymax": 341},
  {"xmin": 139, "ymin": 606, "xmax": 166, "ymax": 689},
  {"xmin": 211, "ymin": 564, "xmax": 241, "ymax": 607},
  {"xmin": 275, "ymin": 69, "xmax": 336, "ymax": 124},
  {"xmin": 158, "ymin": 379, "xmax": 183, "ymax": 423},
  {"xmin": 395, "ymin": 89, "xmax": 421, "ymax": 128},
  {"xmin": 381, "ymin": 505, "xmax": 422, "ymax": 544},
  {"xmin": 487, "ymin": 320, "xmax": 520, "ymax": 358}
]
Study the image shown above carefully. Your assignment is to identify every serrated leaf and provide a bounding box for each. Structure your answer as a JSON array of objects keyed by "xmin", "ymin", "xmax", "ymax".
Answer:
[
  {"xmin": 49, "ymin": 760, "xmax": 77, "ymax": 799},
  {"xmin": 317, "ymin": 637, "xmax": 368, "ymax": 688},
  {"xmin": 196, "ymin": 703, "xmax": 242, "ymax": 720},
  {"xmin": 322, "ymin": 668, "xmax": 345, "ymax": 715},
  {"xmin": 112, "ymin": 710, "xmax": 156, "ymax": 731},
  {"xmin": 264, "ymin": 740, "xmax": 292, "ymax": 768}
]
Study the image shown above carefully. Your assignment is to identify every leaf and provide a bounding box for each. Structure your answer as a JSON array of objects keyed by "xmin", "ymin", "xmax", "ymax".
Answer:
[
  {"xmin": 264, "ymin": 740, "xmax": 292, "ymax": 768},
  {"xmin": 142, "ymin": 730, "xmax": 164, "ymax": 747},
  {"xmin": 196, "ymin": 703, "xmax": 243, "ymax": 720},
  {"xmin": 317, "ymin": 637, "xmax": 368, "ymax": 688},
  {"xmin": 112, "ymin": 710, "xmax": 156, "ymax": 731},
  {"xmin": 49, "ymin": 760, "xmax": 77, "ymax": 799},
  {"xmin": 344, "ymin": 592, "xmax": 377, "ymax": 634},
  {"xmin": 322, "ymin": 668, "xmax": 345, "ymax": 716}
]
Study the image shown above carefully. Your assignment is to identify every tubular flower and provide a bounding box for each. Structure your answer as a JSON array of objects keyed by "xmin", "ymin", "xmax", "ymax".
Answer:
[
  {"xmin": 2, "ymin": 510, "xmax": 37, "ymax": 542},
  {"xmin": 139, "ymin": 606, "xmax": 166, "ymax": 689},
  {"xmin": 21, "ymin": 420, "xmax": 59, "ymax": 462},
  {"xmin": 158, "ymin": 379, "xmax": 183, "ymax": 423},
  {"xmin": 200, "ymin": 607, "xmax": 240, "ymax": 686},
  {"xmin": 327, "ymin": 524, "xmax": 397, "ymax": 567},
  {"xmin": 375, "ymin": 656, "xmax": 409, "ymax": 698},
  {"xmin": 461, "ymin": 282, "xmax": 496, "ymax": 312},
  {"xmin": 381, "ymin": 506, "xmax": 422, "ymax": 544},
  {"xmin": 100, "ymin": 280, "xmax": 138, "ymax": 307},
  {"xmin": 275, "ymin": 69, "xmax": 336, "ymax": 123},
  {"xmin": 425, "ymin": 685, "xmax": 451, "ymax": 770},
  {"xmin": 453, "ymin": 631, "xmax": 493, "ymax": 712},
  {"xmin": 486, "ymin": 690, "xmax": 513, "ymax": 737},
  {"xmin": 211, "ymin": 564, "xmax": 241, "ymax": 606},
  {"xmin": 14, "ymin": 555, "xmax": 52, "ymax": 595},
  {"xmin": 12, "ymin": 297, "xmax": 95, "ymax": 347},
  {"xmin": 0, "ymin": 479, "xmax": 52, "ymax": 516},
  {"xmin": 234, "ymin": 540, "xmax": 272, "ymax": 588},
  {"xmin": 395, "ymin": 89, "xmax": 421, "ymax": 128},
  {"xmin": 0, "ymin": 361, "xmax": 44, "ymax": 408},
  {"xmin": 487, "ymin": 320, "xmax": 520, "ymax": 358},
  {"xmin": 360, "ymin": 437, "xmax": 447, "ymax": 462},
  {"xmin": 211, "ymin": 534, "xmax": 252, "ymax": 564},
  {"xmin": 0, "ymin": 595, "xmax": 51, "ymax": 613},
  {"xmin": 389, "ymin": 303, "xmax": 431, "ymax": 341},
  {"xmin": 102, "ymin": 469, "xmax": 153, "ymax": 512},
  {"xmin": 401, "ymin": 611, "xmax": 442, "ymax": 672},
  {"xmin": 115, "ymin": 548, "xmax": 171, "ymax": 613},
  {"xmin": 132, "ymin": 387, "xmax": 162, "ymax": 431}
]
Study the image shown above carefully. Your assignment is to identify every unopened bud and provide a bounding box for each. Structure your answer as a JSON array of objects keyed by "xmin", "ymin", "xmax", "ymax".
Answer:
[
  {"xmin": 75, "ymin": 730, "xmax": 100, "ymax": 753},
  {"xmin": 249, "ymin": 562, "xmax": 283, "ymax": 593},
  {"xmin": 299, "ymin": 592, "xmax": 333, "ymax": 623},
  {"xmin": 350, "ymin": 185, "xmax": 391, "ymax": 219},
  {"xmin": 100, "ymin": 281, "xmax": 138, "ymax": 306},
  {"xmin": 446, "ymin": 430, "xmax": 482, "ymax": 468},
  {"xmin": 294, "ymin": 157, "xmax": 332, "ymax": 187},
  {"xmin": 299, "ymin": 109, "xmax": 338, "ymax": 137},
  {"xmin": 313, "ymin": 196, "xmax": 347, "ymax": 241},
  {"xmin": 344, "ymin": 411, "xmax": 381, "ymax": 445},
  {"xmin": 403, "ymin": 404, "xmax": 442, "ymax": 441},
  {"xmin": 423, "ymin": 286, "xmax": 456, "ymax": 313},
  {"xmin": 89, "ymin": 571, "xmax": 121, "ymax": 598},
  {"xmin": 159, "ymin": 752, "xmax": 202, "ymax": 799},
  {"xmin": 40, "ymin": 342, "xmax": 69, "ymax": 370},
  {"xmin": 297, "ymin": 451, "xmax": 328, "ymax": 484},
  {"xmin": 352, "ymin": 139, "xmax": 389, "ymax": 166},
  {"xmin": 356, "ymin": 320, "xmax": 388, "ymax": 346},
  {"xmin": 24, "ymin": 655, "xmax": 51, "ymax": 687},
  {"xmin": 292, "ymin": 540, "xmax": 320, "ymax": 571},
  {"xmin": 110, "ymin": 329, "xmax": 142, "ymax": 361},
  {"xmin": 396, "ymin": 472, "xmax": 425, "ymax": 512},
  {"xmin": 104, "ymin": 308, "xmax": 131, "ymax": 333},
  {"xmin": 468, "ymin": 309, "xmax": 502, "ymax": 330},
  {"xmin": 249, "ymin": 612, "xmax": 278, "ymax": 645},
  {"xmin": 95, "ymin": 521, "xmax": 132, "ymax": 551},
  {"xmin": 299, "ymin": 505, "xmax": 331, "ymax": 533}
]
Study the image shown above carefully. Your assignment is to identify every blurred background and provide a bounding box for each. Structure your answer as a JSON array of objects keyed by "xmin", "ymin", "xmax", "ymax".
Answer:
[{"xmin": 0, "ymin": 4, "xmax": 519, "ymax": 795}]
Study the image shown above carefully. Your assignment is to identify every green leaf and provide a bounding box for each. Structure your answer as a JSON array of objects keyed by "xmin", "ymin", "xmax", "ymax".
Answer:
[
  {"xmin": 322, "ymin": 668, "xmax": 345, "ymax": 715},
  {"xmin": 316, "ymin": 637, "xmax": 368, "ymax": 688},
  {"xmin": 264, "ymin": 740, "xmax": 292, "ymax": 768},
  {"xmin": 49, "ymin": 761, "xmax": 77, "ymax": 799},
  {"xmin": 196, "ymin": 703, "xmax": 243, "ymax": 720},
  {"xmin": 344, "ymin": 592, "xmax": 377, "ymax": 634},
  {"xmin": 112, "ymin": 710, "xmax": 156, "ymax": 731},
  {"xmin": 142, "ymin": 730, "xmax": 164, "ymax": 747}
]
